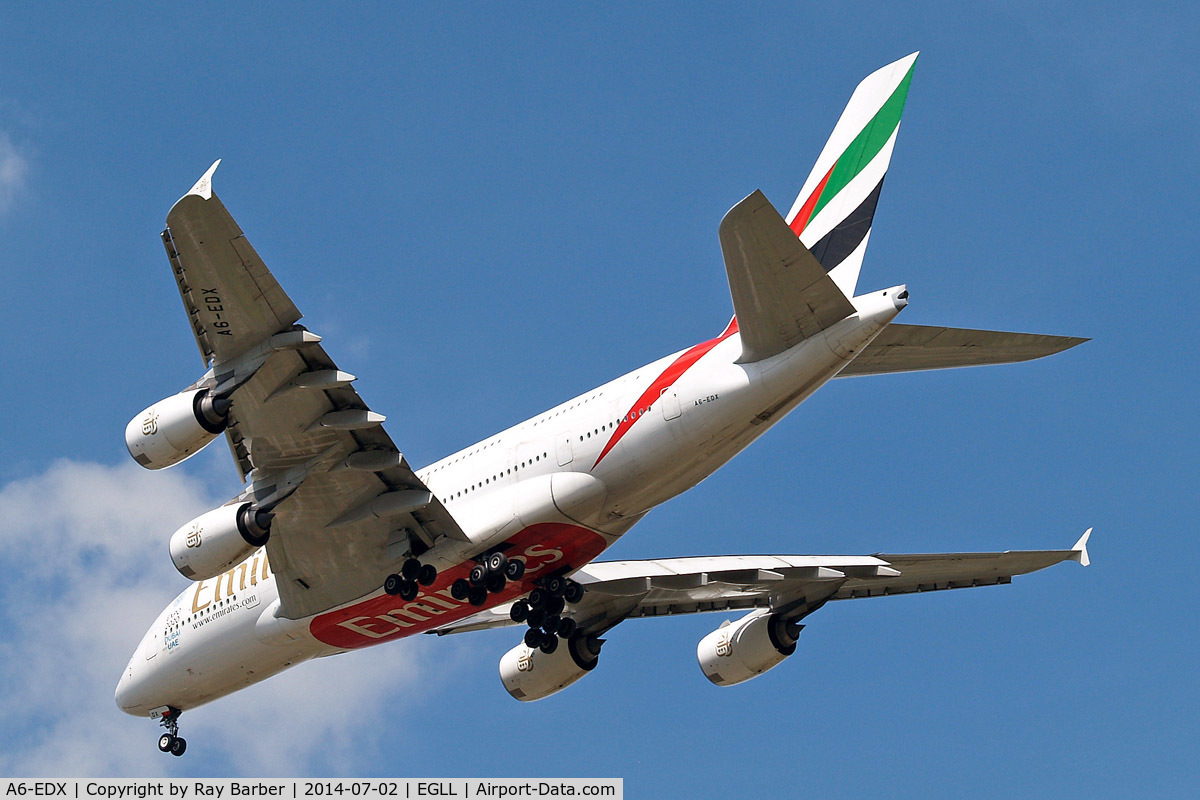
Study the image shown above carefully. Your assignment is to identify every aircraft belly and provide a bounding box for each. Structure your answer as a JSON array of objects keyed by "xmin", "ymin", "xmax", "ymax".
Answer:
[{"xmin": 308, "ymin": 522, "xmax": 612, "ymax": 649}]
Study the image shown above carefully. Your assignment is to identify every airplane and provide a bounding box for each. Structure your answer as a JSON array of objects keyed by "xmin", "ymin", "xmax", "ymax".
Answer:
[{"xmin": 115, "ymin": 53, "xmax": 1091, "ymax": 757}]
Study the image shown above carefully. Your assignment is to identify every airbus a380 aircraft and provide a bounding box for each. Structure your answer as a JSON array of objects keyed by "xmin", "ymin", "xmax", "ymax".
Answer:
[{"xmin": 116, "ymin": 54, "xmax": 1091, "ymax": 757}]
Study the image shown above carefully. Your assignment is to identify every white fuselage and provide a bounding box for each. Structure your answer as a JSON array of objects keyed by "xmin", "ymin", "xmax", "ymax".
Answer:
[{"xmin": 115, "ymin": 287, "xmax": 904, "ymax": 716}]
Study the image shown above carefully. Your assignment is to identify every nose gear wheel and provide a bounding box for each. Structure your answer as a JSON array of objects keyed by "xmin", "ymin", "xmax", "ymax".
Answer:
[{"xmin": 155, "ymin": 707, "xmax": 187, "ymax": 757}]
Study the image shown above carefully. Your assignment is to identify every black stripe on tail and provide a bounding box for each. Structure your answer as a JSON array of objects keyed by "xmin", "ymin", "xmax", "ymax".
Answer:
[{"xmin": 810, "ymin": 178, "xmax": 884, "ymax": 271}]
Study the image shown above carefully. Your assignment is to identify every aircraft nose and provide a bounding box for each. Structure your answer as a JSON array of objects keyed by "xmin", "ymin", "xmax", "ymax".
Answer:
[{"xmin": 115, "ymin": 664, "xmax": 143, "ymax": 716}]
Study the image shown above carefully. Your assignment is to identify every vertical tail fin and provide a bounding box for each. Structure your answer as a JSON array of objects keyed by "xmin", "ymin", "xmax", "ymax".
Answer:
[{"xmin": 785, "ymin": 52, "xmax": 918, "ymax": 299}]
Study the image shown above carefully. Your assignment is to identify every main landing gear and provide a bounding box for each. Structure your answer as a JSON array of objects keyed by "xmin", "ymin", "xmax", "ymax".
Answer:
[
  {"xmin": 155, "ymin": 707, "xmax": 187, "ymax": 757},
  {"xmin": 383, "ymin": 558, "xmax": 438, "ymax": 600},
  {"xmin": 449, "ymin": 551, "xmax": 526, "ymax": 607},
  {"xmin": 507, "ymin": 575, "xmax": 585, "ymax": 654}
]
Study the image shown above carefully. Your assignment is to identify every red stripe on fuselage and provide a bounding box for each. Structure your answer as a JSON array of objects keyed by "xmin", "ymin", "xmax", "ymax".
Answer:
[
  {"xmin": 592, "ymin": 316, "xmax": 739, "ymax": 469},
  {"xmin": 789, "ymin": 163, "xmax": 835, "ymax": 236}
]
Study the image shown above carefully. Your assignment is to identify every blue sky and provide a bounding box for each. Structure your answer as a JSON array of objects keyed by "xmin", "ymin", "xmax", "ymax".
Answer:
[{"xmin": 1, "ymin": 2, "xmax": 1197, "ymax": 794}]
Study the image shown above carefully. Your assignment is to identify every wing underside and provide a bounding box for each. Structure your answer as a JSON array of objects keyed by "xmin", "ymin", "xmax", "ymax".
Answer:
[{"xmin": 162, "ymin": 162, "xmax": 467, "ymax": 620}]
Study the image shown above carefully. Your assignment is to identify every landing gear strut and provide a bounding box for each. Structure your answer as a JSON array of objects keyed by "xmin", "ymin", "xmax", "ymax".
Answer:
[
  {"xmin": 155, "ymin": 707, "xmax": 187, "ymax": 757},
  {"xmin": 384, "ymin": 558, "xmax": 439, "ymax": 599}
]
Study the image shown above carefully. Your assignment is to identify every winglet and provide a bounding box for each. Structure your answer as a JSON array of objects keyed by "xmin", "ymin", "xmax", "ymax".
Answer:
[
  {"xmin": 186, "ymin": 159, "xmax": 221, "ymax": 201},
  {"xmin": 1069, "ymin": 528, "xmax": 1092, "ymax": 567}
]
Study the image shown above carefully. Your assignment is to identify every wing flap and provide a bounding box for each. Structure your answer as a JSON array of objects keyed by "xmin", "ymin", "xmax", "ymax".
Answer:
[
  {"xmin": 838, "ymin": 323, "xmax": 1088, "ymax": 376},
  {"xmin": 720, "ymin": 190, "xmax": 856, "ymax": 363}
]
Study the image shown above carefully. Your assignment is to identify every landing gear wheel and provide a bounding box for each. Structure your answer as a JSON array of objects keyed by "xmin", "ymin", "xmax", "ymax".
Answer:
[
  {"xmin": 526, "ymin": 608, "xmax": 547, "ymax": 629},
  {"xmin": 510, "ymin": 600, "xmax": 530, "ymax": 622},
  {"xmin": 505, "ymin": 559, "xmax": 526, "ymax": 581},
  {"xmin": 527, "ymin": 588, "xmax": 548, "ymax": 609},
  {"xmin": 524, "ymin": 627, "xmax": 544, "ymax": 649},
  {"xmin": 542, "ymin": 616, "xmax": 561, "ymax": 636},
  {"xmin": 158, "ymin": 734, "xmax": 174, "ymax": 752},
  {"xmin": 467, "ymin": 585, "xmax": 488, "ymax": 606},
  {"xmin": 170, "ymin": 737, "xmax": 187, "ymax": 757},
  {"xmin": 486, "ymin": 551, "xmax": 508, "ymax": 574},
  {"xmin": 469, "ymin": 563, "xmax": 488, "ymax": 586},
  {"xmin": 486, "ymin": 573, "xmax": 506, "ymax": 593},
  {"xmin": 544, "ymin": 576, "xmax": 566, "ymax": 597},
  {"xmin": 544, "ymin": 596, "xmax": 565, "ymax": 616},
  {"xmin": 557, "ymin": 617, "xmax": 577, "ymax": 638},
  {"xmin": 450, "ymin": 578, "xmax": 470, "ymax": 600},
  {"xmin": 539, "ymin": 635, "xmax": 559, "ymax": 654},
  {"xmin": 384, "ymin": 574, "xmax": 404, "ymax": 596},
  {"xmin": 417, "ymin": 563, "xmax": 438, "ymax": 587},
  {"xmin": 401, "ymin": 558, "xmax": 421, "ymax": 581},
  {"xmin": 563, "ymin": 581, "xmax": 585, "ymax": 604},
  {"xmin": 398, "ymin": 580, "xmax": 419, "ymax": 601}
]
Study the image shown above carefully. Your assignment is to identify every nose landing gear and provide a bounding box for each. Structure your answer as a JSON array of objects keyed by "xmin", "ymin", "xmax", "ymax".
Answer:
[{"xmin": 154, "ymin": 706, "xmax": 187, "ymax": 756}]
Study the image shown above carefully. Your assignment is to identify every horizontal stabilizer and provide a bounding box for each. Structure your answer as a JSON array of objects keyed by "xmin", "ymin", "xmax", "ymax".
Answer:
[
  {"xmin": 720, "ymin": 190, "xmax": 856, "ymax": 363},
  {"xmin": 838, "ymin": 324, "xmax": 1088, "ymax": 377}
]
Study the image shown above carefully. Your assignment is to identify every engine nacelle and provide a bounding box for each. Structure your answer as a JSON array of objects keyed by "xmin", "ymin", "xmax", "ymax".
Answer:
[
  {"xmin": 125, "ymin": 388, "xmax": 231, "ymax": 470},
  {"xmin": 499, "ymin": 634, "xmax": 602, "ymax": 702},
  {"xmin": 169, "ymin": 503, "xmax": 273, "ymax": 581},
  {"xmin": 697, "ymin": 609, "xmax": 803, "ymax": 687}
]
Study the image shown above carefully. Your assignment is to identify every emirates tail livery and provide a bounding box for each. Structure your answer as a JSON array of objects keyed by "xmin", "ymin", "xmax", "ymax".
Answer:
[{"xmin": 116, "ymin": 53, "xmax": 1091, "ymax": 757}]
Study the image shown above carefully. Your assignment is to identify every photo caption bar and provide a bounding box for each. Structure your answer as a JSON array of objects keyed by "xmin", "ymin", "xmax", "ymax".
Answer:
[{"xmin": 0, "ymin": 781, "xmax": 622, "ymax": 800}]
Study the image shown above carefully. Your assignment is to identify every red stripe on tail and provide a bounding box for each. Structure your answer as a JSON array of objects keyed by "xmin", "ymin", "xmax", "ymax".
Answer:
[{"xmin": 789, "ymin": 163, "xmax": 835, "ymax": 236}]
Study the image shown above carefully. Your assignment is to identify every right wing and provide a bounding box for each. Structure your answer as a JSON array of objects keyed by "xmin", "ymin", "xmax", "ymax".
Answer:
[
  {"xmin": 838, "ymin": 323, "xmax": 1088, "ymax": 376},
  {"xmin": 162, "ymin": 160, "xmax": 302, "ymax": 367},
  {"xmin": 430, "ymin": 530, "xmax": 1092, "ymax": 636}
]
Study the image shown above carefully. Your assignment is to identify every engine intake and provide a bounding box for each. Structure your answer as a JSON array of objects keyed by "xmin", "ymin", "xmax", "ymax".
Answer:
[
  {"xmin": 697, "ymin": 609, "xmax": 803, "ymax": 687},
  {"xmin": 125, "ymin": 388, "xmax": 231, "ymax": 470},
  {"xmin": 499, "ymin": 634, "xmax": 602, "ymax": 701},
  {"xmin": 169, "ymin": 503, "xmax": 273, "ymax": 581}
]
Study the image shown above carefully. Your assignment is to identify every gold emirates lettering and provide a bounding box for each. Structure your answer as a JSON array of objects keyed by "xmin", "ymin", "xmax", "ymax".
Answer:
[{"xmin": 192, "ymin": 549, "xmax": 271, "ymax": 613}]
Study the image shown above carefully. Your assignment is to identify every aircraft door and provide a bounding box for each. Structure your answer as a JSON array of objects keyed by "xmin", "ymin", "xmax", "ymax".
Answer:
[
  {"xmin": 556, "ymin": 433, "xmax": 574, "ymax": 466},
  {"xmin": 661, "ymin": 387, "xmax": 681, "ymax": 420},
  {"xmin": 143, "ymin": 631, "xmax": 158, "ymax": 660}
]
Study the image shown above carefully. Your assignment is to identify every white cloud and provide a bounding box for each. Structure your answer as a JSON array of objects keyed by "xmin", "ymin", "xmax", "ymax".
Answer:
[
  {"xmin": 0, "ymin": 460, "xmax": 460, "ymax": 777},
  {"xmin": 0, "ymin": 131, "xmax": 29, "ymax": 214}
]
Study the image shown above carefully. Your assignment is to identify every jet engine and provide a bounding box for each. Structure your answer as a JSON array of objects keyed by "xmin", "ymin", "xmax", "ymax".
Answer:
[
  {"xmin": 696, "ymin": 608, "xmax": 803, "ymax": 687},
  {"xmin": 125, "ymin": 388, "xmax": 231, "ymax": 470},
  {"xmin": 499, "ymin": 634, "xmax": 603, "ymax": 701},
  {"xmin": 169, "ymin": 503, "xmax": 273, "ymax": 581}
]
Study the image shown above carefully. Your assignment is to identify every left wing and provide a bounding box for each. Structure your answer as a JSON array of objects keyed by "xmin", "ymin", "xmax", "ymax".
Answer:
[
  {"xmin": 429, "ymin": 530, "xmax": 1092, "ymax": 636},
  {"xmin": 163, "ymin": 162, "xmax": 467, "ymax": 620}
]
